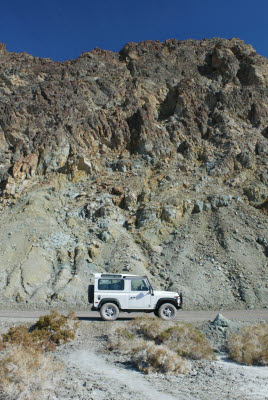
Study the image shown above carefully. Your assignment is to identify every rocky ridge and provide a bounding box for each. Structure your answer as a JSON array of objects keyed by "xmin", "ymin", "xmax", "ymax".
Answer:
[{"xmin": 0, "ymin": 38, "xmax": 267, "ymax": 309}]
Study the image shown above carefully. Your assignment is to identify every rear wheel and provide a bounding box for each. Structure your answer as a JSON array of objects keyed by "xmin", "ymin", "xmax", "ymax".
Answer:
[
  {"xmin": 100, "ymin": 303, "xmax": 119, "ymax": 321},
  {"xmin": 157, "ymin": 303, "xmax": 176, "ymax": 320}
]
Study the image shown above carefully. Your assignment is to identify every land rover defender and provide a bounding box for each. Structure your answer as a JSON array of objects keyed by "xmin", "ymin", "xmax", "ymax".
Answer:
[{"xmin": 89, "ymin": 273, "xmax": 183, "ymax": 321}]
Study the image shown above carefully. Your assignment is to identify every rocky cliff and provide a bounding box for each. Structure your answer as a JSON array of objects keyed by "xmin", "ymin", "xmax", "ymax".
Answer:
[{"xmin": 0, "ymin": 38, "xmax": 267, "ymax": 309}]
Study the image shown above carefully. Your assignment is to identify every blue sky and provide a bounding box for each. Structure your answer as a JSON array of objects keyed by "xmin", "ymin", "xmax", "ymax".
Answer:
[{"xmin": 1, "ymin": 0, "xmax": 267, "ymax": 61}]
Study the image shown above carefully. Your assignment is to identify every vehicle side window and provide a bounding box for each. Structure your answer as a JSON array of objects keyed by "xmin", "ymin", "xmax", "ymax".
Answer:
[
  {"xmin": 98, "ymin": 279, "xmax": 124, "ymax": 291},
  {"xmin": 131, "ymin": 279, "xmax": 148, "ymax": 291}
]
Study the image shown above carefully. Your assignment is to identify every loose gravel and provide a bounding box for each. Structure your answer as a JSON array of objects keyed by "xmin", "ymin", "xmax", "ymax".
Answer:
[{"xmin": 1, "ymin": 319, "xmax": 268, "ymax": 400}]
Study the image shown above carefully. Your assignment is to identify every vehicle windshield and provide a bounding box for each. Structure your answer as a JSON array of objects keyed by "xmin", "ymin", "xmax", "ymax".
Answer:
[{"xmin": 146, "ymin": 276, "xmax": 154, "ymax": 292}]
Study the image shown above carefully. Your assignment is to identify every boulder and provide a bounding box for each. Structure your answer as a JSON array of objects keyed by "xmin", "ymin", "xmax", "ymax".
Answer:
[
  {"xmin": 211, "ymin": 46, "xmax": 240, "ymax": 80},
  {"xmin": 161, "ymin": 205, "xmax": 178, "ymax": 222},
  {"xmin": 244, "ymin": 183, "xmax": 267, "ymax": 205},
  {"xmin": 136, "ymin": 205, "xmax": 160, "ymax": 228},
  {"xmin": 208, "ymin": 194, "xmax": 232, "ymax": 209},
  {"xmin": 212, "ymin": 313, "xmax": 231, "ymax": 327},
  {"xmin": 192, "ymin": 201, "xmax": 203, "ymax": 214},
  {"xmin": 77, "ymin": 156, "xmax": 92, "ymax": 173}
]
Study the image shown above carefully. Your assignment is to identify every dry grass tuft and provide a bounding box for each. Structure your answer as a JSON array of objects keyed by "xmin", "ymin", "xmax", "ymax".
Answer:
[
  {"xmin": 2, "ymin": 310, "xmax": 79, "ymax": 352},
  {"xmin": 158, "ymin": 323, "xmax": 216, "ymax": 360},
  {"xmin": 108, "ymin": 315, "xmax": 215, "ymax": 374},
  {"xmin": 0, "ymin": 338, "xmax": 5, "ymax": 351},
  {"xmin": 131, "ymin": 339, "xmax": 191, "ymax": 374},
  {"xmin": 227, "ymin": 323, "xmax": 268, "ymax": 366},
  {"xmin": 2, "ymin": 325, "xmax": 42, "ymax": 351},
  {"xmin": 128, "ymin": 315, "xmax": 166, "ymax": 340},
  {"xmin": 0, "ymin": 311, "xmax": 78, "ymax": 399},
  {"xmin": 0, "ymin": 346, "xmax": 63, "ymax": 400}
]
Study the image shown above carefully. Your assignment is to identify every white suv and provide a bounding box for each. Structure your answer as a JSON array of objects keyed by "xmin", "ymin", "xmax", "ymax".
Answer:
[{"xmin": 90, "ymin": 273, "xmax": 183, "ymax": 321}]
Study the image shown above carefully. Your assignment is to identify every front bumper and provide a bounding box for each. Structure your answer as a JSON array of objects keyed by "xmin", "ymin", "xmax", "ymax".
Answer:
[{"xmin": 178, "ymin": 293, "xmax": 183, "ymax": 309}]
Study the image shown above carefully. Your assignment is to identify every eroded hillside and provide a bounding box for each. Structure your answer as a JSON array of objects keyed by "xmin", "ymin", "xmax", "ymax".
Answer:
[{"xmin": 0, "ymin": 38, "xmax": 267, "ymax": 309}]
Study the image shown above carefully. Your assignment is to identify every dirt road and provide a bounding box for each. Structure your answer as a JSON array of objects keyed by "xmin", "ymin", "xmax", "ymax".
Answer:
[{"xmin": 0, "ymin": 308, "xmax": 267, "ymax": 322}]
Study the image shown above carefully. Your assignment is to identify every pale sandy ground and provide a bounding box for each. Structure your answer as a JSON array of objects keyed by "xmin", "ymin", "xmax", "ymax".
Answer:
[
  {"xmin": 59, "ymin": 346, "xmax": 268, "ymax": 400},
  {"xmin": 0, "ymin": 316, "xmax": 267, "ymax": 400}
]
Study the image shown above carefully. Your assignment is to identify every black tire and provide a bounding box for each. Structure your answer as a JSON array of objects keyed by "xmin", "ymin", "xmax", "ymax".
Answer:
[
  {"xmin": 157, "ymin": 303, "xmax": 176, "ymax": 320},
  {"xmin": 100, "ymin": 303, "xmax": 119, "ymax": 321}
]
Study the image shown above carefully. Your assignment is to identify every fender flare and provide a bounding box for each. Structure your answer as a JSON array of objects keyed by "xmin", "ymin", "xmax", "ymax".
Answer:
[
  {"xmin": 155, "ymin": 298, "xmax": 179, "ymax": 310},
  {"xmin": 98, "ymin": 298, "xmax": 121, "ymax": 310}
]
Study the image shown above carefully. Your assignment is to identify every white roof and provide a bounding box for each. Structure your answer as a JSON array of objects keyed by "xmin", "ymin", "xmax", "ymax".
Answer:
[{"xmin": 94, "ymin": 273, "xmax": 142, "ymax": 278}]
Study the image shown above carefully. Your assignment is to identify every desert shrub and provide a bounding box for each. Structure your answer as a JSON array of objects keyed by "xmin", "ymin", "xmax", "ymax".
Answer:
[
  {"xmin": 158, "ymin": 324, "xmax": 216, "ymax": 360},
  {"xmin": 107, "ymin": 316, "xmax": 165, "ymax": 352},
  {"xmin": 2, "ymin": 311, "xmax": 79, "ymax": 352},
  {"xmin": 108, "ymin": 316, "xmax": 215, "ymax": 374},
  {"xmin": 0, "ymin": 334, "xmax": 6, "ymax": 351},
  {"xmin": 0, "ymin": 345, "xmax": 63, "ymax": 400},
  {"xmin": 131, "ymin": 339, "xmax": 191, "ymax": 374},
  {"xmin": 107, "ymin": 328, "xmax": 137, "ymax": 355},
  {"xmin": 33, "ymin": 310, "xmax": 79, "ymax": 346},
  {"xmin": 227, "ymin": 323, "xmax": 268, "ymax": 366},
  {"xmin": 0, "ymin": 339, "xmax": 5, "ymax": 351},
  {"xmin": 2, "ymin": 325, "xmax": 42, "ymax": 351},
  {"xmin": 127, "ymin": 315, "xmax": 167, "ymax": 340}
]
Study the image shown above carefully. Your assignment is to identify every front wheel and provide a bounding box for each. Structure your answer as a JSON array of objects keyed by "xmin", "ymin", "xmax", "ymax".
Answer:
[
  {"xmin": 157, "ymin": 303, "xmax": 176, "ymax": 320},
  {"xmin": 100, "ymin": 303, "xmax": 119, "ymax": 321}
]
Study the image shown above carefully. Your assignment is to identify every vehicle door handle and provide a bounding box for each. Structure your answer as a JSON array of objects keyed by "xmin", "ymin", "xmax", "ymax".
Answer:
[{"xmin": 129, "ymin": 296, "xmax": 136, "ymax": 299}]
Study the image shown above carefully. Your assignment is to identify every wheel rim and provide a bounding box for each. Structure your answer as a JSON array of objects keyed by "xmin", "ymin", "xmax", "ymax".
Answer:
[
  {"xmin": 163, "ymin": 306, "xmax": 174, "ymax": 318},
  {"xmin": 105, "ymin": 306, "xmax": 115, "ymax": 317}
]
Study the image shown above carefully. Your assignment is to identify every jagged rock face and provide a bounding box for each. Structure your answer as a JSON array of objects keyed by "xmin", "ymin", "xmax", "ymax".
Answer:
[{"xmin": 0, "ymin": 38, "xmax": 267, "ymax": 309}]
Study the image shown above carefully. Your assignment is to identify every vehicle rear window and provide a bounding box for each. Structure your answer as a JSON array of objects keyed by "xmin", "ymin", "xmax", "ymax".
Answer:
[{"xmin": 98, "ymin": 279, "xmax": 124, "ymax": 291}]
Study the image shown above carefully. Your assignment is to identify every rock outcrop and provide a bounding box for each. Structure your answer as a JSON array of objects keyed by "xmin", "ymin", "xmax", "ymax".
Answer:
[{"xmin": 0, "ymin": 38, "xmax": 267, "ymax": 309}]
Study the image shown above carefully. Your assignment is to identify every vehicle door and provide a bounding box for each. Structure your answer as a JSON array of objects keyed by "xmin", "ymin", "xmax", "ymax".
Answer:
[
  {"xmin": 95, "ymin": 278, "xmax": 128, "ymax": 309},
  {"xmin": 127, "ymin": 278, "xmax": 151, "ymax": 309}
]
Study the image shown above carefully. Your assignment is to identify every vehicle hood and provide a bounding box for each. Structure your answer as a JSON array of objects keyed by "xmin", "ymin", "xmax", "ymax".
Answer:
[{"xmin": 153, "ymin": 290, "xmax": 179, "ymax": 297}]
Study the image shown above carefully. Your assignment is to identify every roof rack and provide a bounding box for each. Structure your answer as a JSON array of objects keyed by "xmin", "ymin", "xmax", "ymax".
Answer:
[
  {"xmin": 100, "ymin": 274, "xmax": 123, "ymax": 278},
  {"xmin": 98, "ymin": 273, "xmax": 143, "ymax": 279}
]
